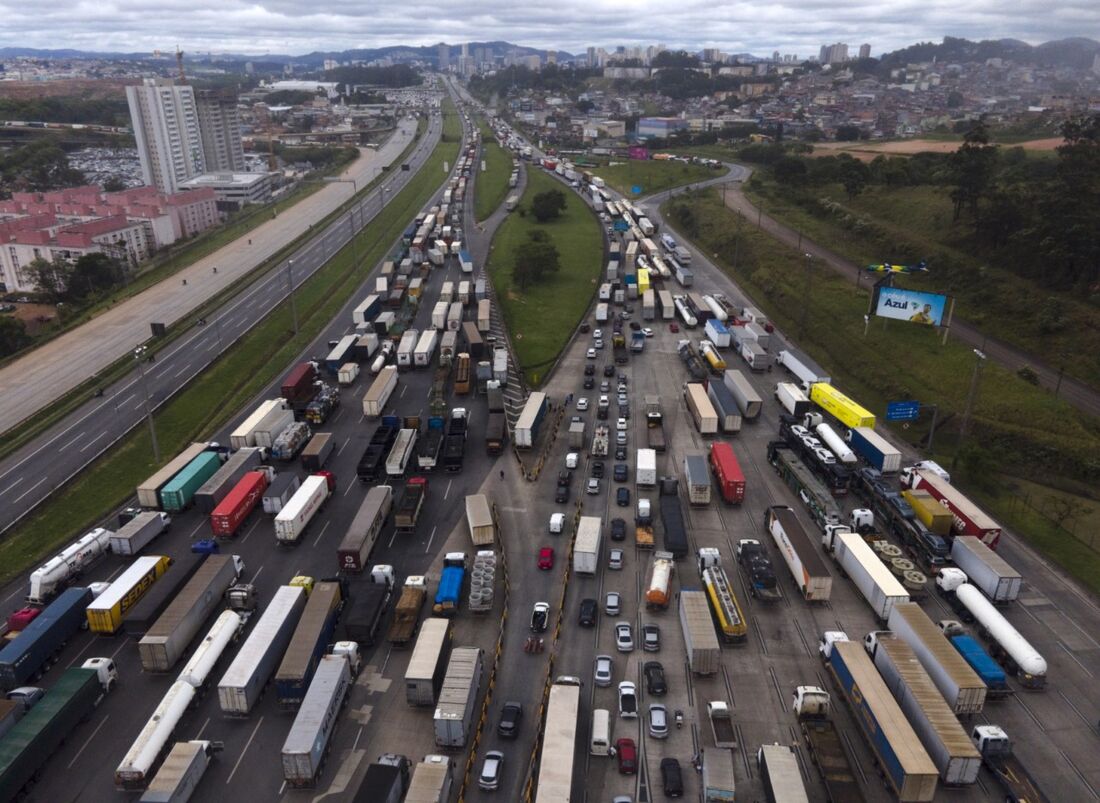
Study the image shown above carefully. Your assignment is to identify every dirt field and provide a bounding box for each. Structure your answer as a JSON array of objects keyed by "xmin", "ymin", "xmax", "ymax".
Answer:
[
  {"xmin": 811, "ymin": 137, "xmax": 1062, "ymax": 160},
  {"xmin": 0, "ymin": 79, "xmax": 131, "ymax": 101},
  {"xmin": 1, "ymin": 302, "xmax": 57, "ymax": 335}
]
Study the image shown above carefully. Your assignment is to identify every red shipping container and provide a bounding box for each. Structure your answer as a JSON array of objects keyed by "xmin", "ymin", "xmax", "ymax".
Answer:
[
  {"xmin": 211, "ymin": 470, "xmax": 269, "ymax": 537},
  {"xmin": 281, "ymin": 362, "xmax": 317, "ymax": 404},
  {"xmin": 7, "ymin": 606, "xmax": 42, "ymax": 632},
  {"xmin": 710, "ymin": 442, "xmax": 745, "ymax": 505}
]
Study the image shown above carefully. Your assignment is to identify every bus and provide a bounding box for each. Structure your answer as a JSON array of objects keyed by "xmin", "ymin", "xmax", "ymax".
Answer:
[{"xmin": 535, "ymin": 677, "xmax": 581, "ymax": 803}]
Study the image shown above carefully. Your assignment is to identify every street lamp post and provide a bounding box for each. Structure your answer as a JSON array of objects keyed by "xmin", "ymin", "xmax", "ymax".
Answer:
[
  {"xmin": 953, "ymin": 349, "xmax": 986, "ymax": 470},
  {"xmin": 133, "ymin": 346, "xmax": 160, "ymax": 463},
  {"xmin": 286, "ymin": 259, "xmax": 299, "ymax": 335},
  {"xmin": 799, "ymin": 253, "xmax": 812, "ymax": 338}
]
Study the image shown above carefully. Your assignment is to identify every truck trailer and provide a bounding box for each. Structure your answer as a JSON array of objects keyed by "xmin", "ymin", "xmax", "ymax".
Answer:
[
  {"xmin": 709, "ymin": 442, "xmax": 745, "ymax": 504},
  {"xmin": 822, "ymin": 529, "xmax": 909, "ymax": 622},
  {"xmin": 276, "ymin": 581, "xmax": 345, "ymax": 708},
  {"xmin": 0, "ymin": 587, "xmax": 92, "ymax": 690},
  {"xmin": 109, "ymin": 511, "xmax": 171, "ymax": 555},
  {"xmin": 405, "ymin": 618, "xmax": 452, "ymax": 706},
  {"xmin": 338, "ymin": 485, "xmax": 393, "ymax": 572},
  {"xmin": 281, "ymin": 654, "xmax": 353, "ymax": 787},
  {"xmin": 679, "ymin": 590, "xmax": 720, "ymax": 675},
  {"xmin": 210, "ymin": 470, "xmax": 269, "ymax": 538},
  {"xmin": 791, "ymin": 687, "xmax": 862, "ymax": 803},
  {"xmin": 193, "ymin": 447, "xmax": 264, "ymax": 514},
  {"xmin": 275, "ymin": 475, "xmax": 331, "ymax": 544},
  {"xmin": 465, "ymin": 494, "xmax": 495, "ymax": 547},
  {"xmin": 723, "ymin": 370, "xmax": 762, "ymax": 420},
  {"xmin": 949, "ymin": 537, "xmax": 1021, "ymax": 603},
  {"xmin": 87, "ymin": 555, "xmax": 172, "ymax": 634},
  {"xmin": 139, "ymin": 740, "xmax": 217, "ymax": 803},
  {"xmin": 433, "ymin": 647, "xmax": 484, "ymax": 748},
  {"xmin": 765, "ymin": 506, "xmax": 832, "ymax": 602},
  {"xmin": 848, "ymin": 427, "xmax": 902, "ymax": 474},
  {"xmin": 137, "ymin": 443, "xmax": 210, "ymax": 508}
]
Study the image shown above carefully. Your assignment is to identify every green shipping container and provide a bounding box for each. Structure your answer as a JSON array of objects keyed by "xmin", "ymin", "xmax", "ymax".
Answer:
[
  {"xmin": 0, "ymin": 668, "xmax": 101, "ymax": 799},
  {"xmin": 159, "ymin": 452, "xmax": 222, "ymax": 512}
]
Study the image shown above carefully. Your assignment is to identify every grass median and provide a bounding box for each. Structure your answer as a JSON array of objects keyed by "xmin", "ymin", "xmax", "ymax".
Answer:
[
  {"xmin": 486, "ymin": 168, "xmax": 603, "ymax": 386},
  {"xmin": 596, "ymin": 160, "xmax": 715, "ymax": 199},
  {"xmin": 661, "ymin": 187, "xmax": 1100, "ymax": 593},
  {"xmin": 474, "ymin": 138, "xmax": 513, "ymax": 222},
  {"xmin": 0, "ymin": 102, "xmax": 461, "ymax": 588}
]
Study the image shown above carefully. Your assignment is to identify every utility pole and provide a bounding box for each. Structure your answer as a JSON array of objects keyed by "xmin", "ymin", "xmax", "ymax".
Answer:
[
  {"xmin": 952, "ymin": 349, "xmax": 986, "ymax": 470},
  {"xmin": 134, "ymin": 346, "xmax": 160, "ymax": 463},
  {"xmin": 799, "ymin": 253, "xmax": 812, "ymax": 338},
  {"xmin": 286, "ymin": 259, "xmax": 299, "ymax": 335}
]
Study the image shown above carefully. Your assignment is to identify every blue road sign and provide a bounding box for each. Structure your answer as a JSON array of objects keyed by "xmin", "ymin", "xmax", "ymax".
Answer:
[
  {"xmin": 631, "ymin": 185, "xmax": 643, "ymax": 195},
  {"xmin": 614, "ymin": 220, "xmax": 629, "ymax": 232},
  {"xmin": 886, "ymin": 400, "xmax": 921, "ymax": 421}
]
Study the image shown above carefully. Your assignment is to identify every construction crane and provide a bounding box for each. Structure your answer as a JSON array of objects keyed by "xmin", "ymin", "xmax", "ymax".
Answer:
[{"xmin": 176, "ymin": 46, "xmax": 187, "ymax": 84}]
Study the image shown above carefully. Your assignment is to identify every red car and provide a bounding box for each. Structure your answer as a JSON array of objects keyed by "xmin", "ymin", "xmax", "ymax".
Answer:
[
  {"xmin": 615, "ymin": 738, "xmax": 637, "ymax": 774},
  {"xmin": 537, "ymin": 546, "xmax": 555, "ymax": 570},
  {"xmin": 668, "ymin": 322, "xmax": 680, "ymax": 333}
]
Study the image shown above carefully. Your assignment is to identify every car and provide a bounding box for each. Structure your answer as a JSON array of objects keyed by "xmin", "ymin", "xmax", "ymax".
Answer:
[
  {"xmin": 586, "ymin": 478, "xmax": 601, "ymax": 495},
  {"xmin": 575, "ymin": 397, "xmax": 589, "ymax": 411},
  {"xmin": 497, "ymin": 701, "xmax": 523, "ymax": 738},
  {"xmin": 479, "ymin": 751, "xmax": 505, "ymax": 791},
  {"xmin": 649, "ymin": 704, "xmax": 669, "ymax": 739},
  {"xmin": 660, "ymin": 758, "xmax": 684, "ymax": 797},
  {"xmin": 566, "ymin": 452, "xmax": 579, "ymax": 469},
  {"xmin": 605, "ymin": 591, "xmax": 621, "ymax": 616},
  {"xmin": 621, "ymin": 406, "xmax": 631, "ymax": 420},
  {"xmin": 598, "ymin": 395, "xmax": 610, "ymax": 409},
  {"xmin": 600, "ymin": 380, "xmax": 611, "ymax": 393},
  {"xmin": 549, "ymin": 513, "xmax": 565, "ymax": 534},
  {"xmin": 583, "ymin": 376, "xmax": 595, "ymax": 389},
  {"xmin": 579, "ymin": 322, "xmax": 591, "ymax": 334},
  {"xmin": 630, "ymin": 321, "xmax": 641, "ymax": 331},
  {"xmin": 643, "ymin": 327, "xmax": 654, "ymax": 338},
  {"xmin": 593, "ymin": 329, "xmax": 603, "ymax": 339},
  {"xmin": 557, "ymin": 470, "xmax": 571, "ymax": 488},
  {"xmin": 669, "ymin": 323, "xmax": 679, "ymax": 333},
  {"xmin": 591, "ymin": 461, "xmax": 605, "ymax": 478},
  {"xmin": 537, "ymin": 547, "xmax": 555, "ymax": 570},
  {"xmin": 530, "ymin": 601, "xmax": 549, "ymax": 632},
  {"xmin": 609, "ymin": 548, "xmax": 624, "ymax": 570},
  {"xmin": 6, "ymin": 687, "xmax": 44, "ymax": 711},
  {"xmin": 616, "ymin": 738, "xmax": 637, "ymax": 775},
  {"xmin": 642, "ymin": 623, "xmax": 661, "ymax": 652},
  {"xmin": 614, "ymin": 445, "xmax": 628, "ymax": 461},
  {"xmin": 615, "ymin": 621, "xmax": 633, "ymax": 652},
  {"xmin": 554, "ymin": 484, "xmax": 569, "ymax": 503},
  {"xmin": 584, "ymin": 363, "xmax": 595, "ymax": 376},
  {"xmin": 625, "ymin": 305, "xmax": 634, "ymax": 313},
  {"xmin": 617, "ymin": 393, "xmax": 628, "ymax": 407},
  {"xmin": 616, "ymin": 487, "xmax": 631, "ymax": 507},
  {"xmin": 615, "ymin": 431, "xmax": 627, "ymax": 446},
  {"xmin": 586, "ymin": 348, "xmax": 596, "ymax": 359},
  {"xmin": 597, "ymin": 407, "xmax": 609, "ymax": 421},
  {"xmin": 616, "ymin": 417, "xmax": 627, "ymax": 431},
  {"xmin": 594, "ymin": 654, "xmax": 613, "ymax": 687},
  {"xmin": 643, "ymin": 661, "xmax": 667, "ymax": 695},
  {"xmin": 603, "ymin": 364, "xmax": 616, "ymax": 377},
  {"xmin": 617, "ymin": 681, "xmax": 638, "ymax": 719},
  {"xmin": 191, "ymin": 538, "xmax": 220, "ymax": 555},
  {"xmin": 612, "ymin": 797, "xmax": 633, "ymax": 803},
  {"xmin": 611, "ymin": 517, "xmax": 627, "ymax": 541},
  {"xmin": 790, "ymin": 424, "xmax": 809, "ymax": 439},
  {"xmin": 594, "ymin": 339, "xmax": 604, "ymax": 349},
  {"xmin": 613, "ymin": 463, "xmax": 628, "ymax": 482},
  {"xmin": 578, "ymin": 597, "xmax": 597, "ymax": 627}
]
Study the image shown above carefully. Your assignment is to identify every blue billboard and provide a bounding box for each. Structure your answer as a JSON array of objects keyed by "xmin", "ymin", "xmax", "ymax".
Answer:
[{"xmin": 873, "ymin": 287, "xmax": 948, "ymax": 326}]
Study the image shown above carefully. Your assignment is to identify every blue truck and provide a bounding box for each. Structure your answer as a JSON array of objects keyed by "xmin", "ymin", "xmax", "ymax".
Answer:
[
  {"xmin": 846, "ymin": 426, "xmax": 902, "ymax": 474},
  {"xmin": 949, "ymin": 634, "xmax": 1011, "ymax": 698},
  {"xmin": 275, "ymin": 580, "xmax": 346, "ymax": 708},
  {"xmin": 0, "ymin": 587, "xmax": 92, "ymax": 690},
  {"xmin": 432, "ymin": 553, "xmax": 467, "ymax": 617}
]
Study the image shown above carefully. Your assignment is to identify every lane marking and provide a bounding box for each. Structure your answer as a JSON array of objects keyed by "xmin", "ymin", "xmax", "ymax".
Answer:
[
  {"xmin": 226, "ymin": 717, "xmax": 265, "ymax": 784},
  {"xmin": 67, "ymin": 714, "xmax": 110, "ymax": 768},
  {"xmin": 78, "ymin": 430, "xmax": 109, "ymax": 454},
  {"xmin": 10, "ymin": 477, "xmax": 46, "ymax": 504}
]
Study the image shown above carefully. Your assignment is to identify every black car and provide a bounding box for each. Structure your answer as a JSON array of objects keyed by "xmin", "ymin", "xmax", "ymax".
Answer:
[
  {"xmin": 497, "ymin": 701, "xmax": 523, "ymax": 738},
  {"xmin": 579, "ymin": 323, "xmax": 591, "ymax": 333},
  {"xmin": 591, "ymin": 461, "xmax": 605, "ymax": 478},
  {"xmin": 614, "ymin": 446, "xmax": 628, "ymax": 461},
  {"xmin": 603, "ymin": 364, "xmax": 616, "ymax": 377},
  {"xmin": 584, "ymin": 364, "xmax": 595, "ymax": 376},
  {"xmin": 557, "ymin": 471, "xmax": 571, "ymax": 488},
  {"xmin": 629, "ymin": 321, "xmax": 641, "ymax": 331},
  {"xmin": 661, "ymin": 758, "xmax": 683, "ymax": 797},
  {"xmin": 616, "ymin": 487, "xmax": 631, "ymax": 507},
  {"xmin": 555, "ymin": 485, "xmax": 569, "ymax": 503},
  {"xmin": 578, "ymin": 598, "xmax": 598, "ymax": 627},
  {"xmin": 597, "ymin": 407, "xmax": 609, "ymax": 421},
  {"xmin": 614, "ymin": 463, "xmax": 628, "ymax": 482},
  {"xmin": 583, "ymin": 376, "xmax": 595, "ymax": 389},
  {"xmin": 611, "ymin": 518, "xmax": 627, "ymax": 541},
  {"xmin": 644, "ymin": 661, "xmax": 667, "ymax": 695}
]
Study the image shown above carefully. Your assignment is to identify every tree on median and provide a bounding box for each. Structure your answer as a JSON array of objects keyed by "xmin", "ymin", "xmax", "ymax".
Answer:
[
  {"xmin": 512, "ymin": 230, "xmax": 561, "ymax": 290},
  {"xmin": 531, "ymin": 189, "xmax": 567, "ymax": 222}
]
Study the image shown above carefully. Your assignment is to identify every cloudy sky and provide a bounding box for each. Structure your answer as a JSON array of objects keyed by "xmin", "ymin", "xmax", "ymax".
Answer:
[{"xmin": 2, "ymin": 0, "xmax": 1095, "ymax": 57}]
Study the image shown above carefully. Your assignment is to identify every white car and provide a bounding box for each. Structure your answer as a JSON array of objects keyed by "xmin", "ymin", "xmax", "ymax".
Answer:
[
  {"xmin": 609, "ymin": 548, "xmax": 624, "ymax": 570},
  {"xmin": 618, "ymin": 681, "xmax": 638, "ymax": 719},
  {"xmin": 594, "ymin": 654, "xmax": 613, "ymax": 687},
  {"xmin": 594, "ymin": 339, "xmax": 604, "ymax": 349},
  {"xmin": 593, "ymin": 329, "xmax": 603, "ymax": 340},
  {"xmin": 576, "ymin": 397, "xmax": 589, "ymax": 411},
  {"xmin": 649, "ymin": 704, "xmax": 669, "ymax": 739},
  {"xmin": 643, "ymin": 327, "xmax": 654, "ymax": 338},
  {"xmin": 616, "ymin": 417, "xmax": 627, "ymax": 431},
  {"xmin": 586, "ymin": 348, "xmax": 596, "ymax": 359},
  {"xmin": 615, "ymin": 621, "xmax": 634, "ymax": 652},
  {"xmin": 549, "ymin": 513, "xmax": 565, "ymax": 534},
  {"xmin": 605, "ymin": 591, "xmax": 621, "ymax": 616},
  {"xmin": 566, "ymin": 452, "xmax": 579, "ymax": 469}
]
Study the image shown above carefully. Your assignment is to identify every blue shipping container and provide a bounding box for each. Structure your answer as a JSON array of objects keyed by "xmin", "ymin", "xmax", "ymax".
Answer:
[
  {"xmin": 435, "ymin": 567, "xmax": 464, "ymax": 609},
  {"xmin": 0, "ymin": 587, "xmax": 93, "ymax": 690},
  {"xmin": 950, "ymin": 635, "xmax": 1008, "ymax": 690}
]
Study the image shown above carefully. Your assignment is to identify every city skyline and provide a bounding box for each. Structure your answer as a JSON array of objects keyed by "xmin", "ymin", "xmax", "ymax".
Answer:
[{"xmin": 0, "ymin": 0, "xmax": 1095, "ymax": 58}]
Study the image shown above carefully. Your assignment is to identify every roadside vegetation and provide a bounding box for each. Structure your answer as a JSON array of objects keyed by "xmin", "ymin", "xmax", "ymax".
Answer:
[
  {"xmin": 595, "ymin": 159, "xmax": 716, "ymax": 199},
  {"xmin": 474, "ymin": 136, "xmax": 512, "ymax": 222},
  {"xmin": 0, "ymin": 101, "xmax": 461, "ymax": 586},
  {"xmin": 662, "ymin": 187, "xmax": 1100, "ymax": 593},
  {"xmin": 486, "ymin": 168, "xmax": 603, "ymax": 385}
]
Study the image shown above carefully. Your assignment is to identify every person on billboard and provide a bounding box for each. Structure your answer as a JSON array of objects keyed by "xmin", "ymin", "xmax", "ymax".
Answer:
[{"xmin": 909, "ymin": 303, "xmax": 934, "ymax": 324}]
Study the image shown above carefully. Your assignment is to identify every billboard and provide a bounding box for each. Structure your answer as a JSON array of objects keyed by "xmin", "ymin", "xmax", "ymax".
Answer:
[
  {"xmin": 628, "ymin": 146, "xmax": 649, "ymax": 160},
  {"xmin": 873, "ymin": 287, "xmax": 947, "ymax": 326}
]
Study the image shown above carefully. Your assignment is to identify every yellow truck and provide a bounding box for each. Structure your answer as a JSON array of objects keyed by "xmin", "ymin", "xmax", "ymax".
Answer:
[
  {"xmin": 809, "ymin": 383, "xmax": 875, "ymax": 429},
  {"xmin": 86, "ymin": 555, "xmax": 171, "ymax": 634}
]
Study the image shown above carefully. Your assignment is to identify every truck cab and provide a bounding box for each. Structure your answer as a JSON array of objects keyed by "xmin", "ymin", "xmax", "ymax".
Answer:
[
  {"xmin": 226, "ymin": 583, "xmax": 258, "ymax": 612},
  {"xmin": 83, "ymin": 657, "xmax": 119, "ymax": 692},
  {"xmin": 331, "ymin": 641, "xmax": 361, "ymax": 676},
  {"xmin": 818, "ymin": 631, "xmax": 850, "ymax": 660},
  {"xmin": 636, "ymin": 498, "xmax": 652, "ymax": 526}
]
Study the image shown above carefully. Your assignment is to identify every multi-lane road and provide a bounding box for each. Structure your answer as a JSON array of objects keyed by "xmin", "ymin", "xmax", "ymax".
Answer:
[{"xmin": 0, "ymin": 109, "xmax": 444, "ymax": 534}]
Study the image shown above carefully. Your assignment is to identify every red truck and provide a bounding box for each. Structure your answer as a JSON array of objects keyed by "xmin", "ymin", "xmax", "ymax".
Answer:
[
  {"xmin": 903, "ymin": 467, "xmax": 1002, "ymax": 548},
  {"xmin": 710, "ymin": 442, "xmax": 745, "ymax": 505},
  {"xmin": 210, "ymin": 470, "xmax": 270, "ymax": 537},
  {"xmin": 281, "ymin": 362, "xmax": 318, "ymax": 406}
]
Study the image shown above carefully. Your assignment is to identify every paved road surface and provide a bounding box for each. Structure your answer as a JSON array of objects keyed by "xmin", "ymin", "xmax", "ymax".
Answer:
[
  {"xmin": 0, "ymin": 115, "xmax": 443, "ymax": 534},
  {"xmin": 0, "ymin": 119, "xmax": 419, "ymax": 435}
]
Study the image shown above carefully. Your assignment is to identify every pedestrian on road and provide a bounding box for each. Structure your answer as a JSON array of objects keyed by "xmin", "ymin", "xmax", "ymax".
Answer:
[
  {"xmin": 248, "ymin": 239, "xmax": 252, "ymax": 245},
  {"xmin": 181, "ymin": 278, "xmax": 187, "ymax": 285},
  {"xmin": 500, "ymin": 469, "xmax": 504, "ymax": 479},
  {"xmin": 212, "ymin": 266, "xmax": 217, "ymax": 274}
]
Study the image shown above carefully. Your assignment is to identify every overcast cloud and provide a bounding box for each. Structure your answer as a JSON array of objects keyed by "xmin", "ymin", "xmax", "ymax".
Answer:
[{"xmin": 1, "ymin": 0, "xmax": 1095, "ymax": 57}]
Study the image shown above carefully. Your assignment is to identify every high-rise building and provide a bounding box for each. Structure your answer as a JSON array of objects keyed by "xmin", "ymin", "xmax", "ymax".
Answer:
[
  {"xmin": 195, "ymin": 89, "xmax": 245, "ymax": 173},
  {"xmin": 859, "ymin": 43, "xmax": 871, "ymax": 59},
  {"xmin": 438, "ymin": 43, "xmax": 450, "ymax": 70},
  {"xmin": 819, "ymin": 43, "xmax": 849, "ymax": 65},
  {"xmin": 127, "ymin": 78, "xmax": 205, "ymax": 194}
]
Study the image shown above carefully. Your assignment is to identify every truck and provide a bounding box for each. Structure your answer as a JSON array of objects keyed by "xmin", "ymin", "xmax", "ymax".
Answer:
[
  {"xmin": 644, "ymin": 551, "xmax": 675, "ymax": 610},
  {"xmin": 281, "ymin": 361, "xmax": 318, "ymax": 409},
  {"xmin": 27, "ymin": 526, "xmax": 112, "ymax": 604},
  {"xmin": 276, "ymin": 581, "xmax": 346, "ymax": 708},
  {"xmin": 324, "ymin": 335, "xmax": 358, "ymax": 374},
  {"xmin": 465, "ymin": 494, "xmax": 495, "ymax": 546},
  {"xmin": 719, "ymin": 369, "xmax": 760, "ymax": 420},
  {"xmin": 281, "ymin": 654, "xmax": 353, "ymax": 787},
  {"xmin": 775, "ymin": 382, "xmax": 811, "ymax": 417},
  {"xmin": 704, "ymin": 318, "xmax": 731, "ymax": 348},
  {"xmin": 122, "ymin": 553, "xmax": 205, "ymax": 637},
  {"xmin": 275, "ymin": 474, "xmax": 331, "ymax": 544},
  {"xmin": 443, "ymin": 408, "xmax": 468, "ymax": 471},
  {"xmin": 0, "ymin": 660, "xmax": 117, "ymax": 800},
  {"xmin": 679, "ymin": 590, "xmax": 720, "ymax": 675},
  {"xmin": 820, "ymin": 634, "xmax": 939, "ymax": 802},
  {"xmin": 405, "ymin": 754, "xmax": 454, "ymax": 803},
  {"xmin": 733, "ymin": 540, "xmax": 781, "ymax": 602},
  {"xmin": 304, "ymin": 385, "xmax": 339, "ymax": 425},
  {"xmin": 635, "ymin": 447, "xmax": 657, "ymax": 488},
  {"xmin": 822, "ymin": 529, "xmax": 909, "ymax": 621},
  {"xmin": 363, "ymin": 365, "xmax": 399, "ymax": 417},
  {"xmin": 394, "ymin": 477, "xmax": 428, "ymax": 532},
  {"xmin": 698, "ymin": 551, "xmax": 747, "ymax": 643},
  {"xmin": 685, "ymin": 383, "xmax": 718, "ymax": 436},
  {"xmin": 740, "ymin": 340, "xmax": 769, "ymax": 371},
  {"xmin": 701, "ymin": 748, "xmax": 737, "ymax": 803},
  {"xmin": 386, "ymin": 428, "xmax": 419, "ymax": 478},
  {"xmin": 397, "ymin": 328, "xmax": 419, "ymax": 369},
  {"xmin": 863, "ymin": 632, "xmax": 982, "ymax": 784},
  {"xmin": 406, "ymin": 617, "xmax": 452, "ymax": 706},
  {"xmin": 433, "ymin": 553, "xmax": 467, "ymax": 617},
  {"xmin": 262, "ymin": 472, "xmax": 300, "ymax": 514},
  {"xmin": 417, "ymin": 417, "xmax": 445, "ymax": 471},
  {"xmin": 485, "ymin": 412, "xmax": 507, "ymax": 455},
  {"xmin": 706, "ymin": 379, "xmax": 742, "ymax": 433},
  {"xmin": 446, "ymin": 302, "xmax": 463, "ymax": 331},
  {"xmin": 756, "ymin": 744, "xmax": 810, "ymax": 803},
  {"xmin": 900, "ymin": 489, "xmax": 953, "ymax": 536},
  {"xmin": 357, "ymin": 418, "xmax": 399, "ymax": 482},
  {"xmin": 115, "ymin": 680, "xmax": 198, "ymax": 788},
  {"xmin": 706, "ymin": 701, "xmax": 738, "ymax": 748},
  {"xmin": 177, "ymin": 610, "xmax": 245, "ymax": 690},
  {"xmin": 228, "ymin": 401, "xmax": 287, "ymax": 450},
  {"xmin": 339, "ymin": 485, "xmax": 393, "ymax": 571},
  {"xmin": 388, "ymin": 576, "xmax": 428, "ymax": 647},
  {"xmin": 699, "ymin": 340, "xmax": 727, "ymax": 374},
  {"xmin": 433, "ymin": 647, "xmax": 484, "ymax": 748},
  {"xmin": 682, "ymin": 452, "xmax": 711, "ymax": 505},
  {"xmin": 709, "ymin": 442, "xmax": 744, "ymax": 504},
  {"xmin": 567, "ymin": 420, "xmax": 586, "ymax": 450},
  {"xmin": 139, "ymin": 555, "xmax": 245, "ymax": 672},
  {"xmin": 810, "ymin": 383, "xmax": 875, "ymax": 429},
  {"xmin": 678, "ymin": 341, "xmax": 706, "ymax": 380},
  {"xmin": 137, "ymin": 443, "xmax": 210, "ymax": 508},
  {"xmin": 477, "ymin": 299, "xmax": 491, "ymax": 332},
  {"xmin": 431, "ymin": 301, "xmax": 448, "ymax": 330},
  {"xmin": 848, "ymin": 426, "xmax": 902, "ymax": 474},
  {"xmin": 515, "ymin": 391, "xmax": 548, "ymax": 449},
  {"xmin": 357, "ymin": 754, "xmax": 411, "ymax": 803},
  {"xmin": 940, "ymin": 622, "xmax": 1011, "ymax": 699},
  {"xmin": 949, "ymin": 536, "xmax": 1021, "ymax": 603},
  {"xmin": 344, "ymin": 567, "xmax": 395, "ymax": 646},
  {"xmin": 791, "ymin": 687, "xmax": 862, "ymax": 803},
  {"xmin": 776, "ymin": 348, "xmax": 831, "ymax": 391},
  {"xmin": 109, "ymin": 511, "xmax": 171, "ymax": 556},
  {"xmin": 814, "ymin": 422, "xmax": 857, "ymax": 464},
  {"xmin": 87, "ymin": 555, "xmax": 172, "ymax": 634},
  {"xmin": 630, "ymin": 330, "xmax": 645, "ymax": 352},
  {"xmin": 301, "ymin": 432, "xmax": 335, "ymax": 472},
  {"xmin": 210, "ymin": 470, "xmax": 269, "ymax": 537},
  {"xmin": 659, "ymin": 491, "xmax": 689, "ymax": 558},
  {"xmin": 139, "ymin": 740, "xmax": 218, "ymax": 803},
  {"xmin": 217, "ymin": 585, "xmax": 307, "ymax": 715},
  {"xmin": 944, "ymin": 581, "xmax": 1046, "ymax": 689},
  {"xmin": 573, "ymin": 516, "xmax": 602, "ymax": 575},
  {"xmin": 591, "ymin": 424, "xmax": 609, "ymax": 458},
  {"xmin": 0, "ymin": 587, "xmax": 92, "ymax": 690},
  {"xmin": 970, "ymin": 725, "xmax": 1051, "ymax": 803},
  {"xmin": 414, "ymin": 328, "xmax": 439, "ymax": 368},
  {"xmin": 643, "ymin": 395, "xmax": 666, "ymax": 451},
  {"xmin": 271, "ymin": 421, "xmax": 311, "ymax": 461},
  {"xmin": 160, "ymin": 452, "xmax": 223, "ymax": 512},
  {"xmin": 765, "ymin": 506, "xmax": 832, "ymax": 602}
]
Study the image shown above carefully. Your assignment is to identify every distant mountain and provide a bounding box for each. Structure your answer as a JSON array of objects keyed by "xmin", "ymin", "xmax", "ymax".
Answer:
[{"xmin": 879, "ymin": 36, "xmax": 1100, "ymax": 70}]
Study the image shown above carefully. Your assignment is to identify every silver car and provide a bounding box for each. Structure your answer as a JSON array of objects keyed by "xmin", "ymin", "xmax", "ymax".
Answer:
[
  {"xmin": 649, "ymin": 703, "xmax": 669, "ymax": 739},
  {"xmin": 605, "ymin": 591, "xmax": 621, "ymax": 616},
  {"xmin": 479, "ymin": 750, "xmax": 504, "ymax": 791},
  {"xmin": 615, "ymin": 621, "xmax": 634, "ymax": 652},
  {"xmin": 594, "ymin": 654, "xmax": 614, "ymax": 687}
]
